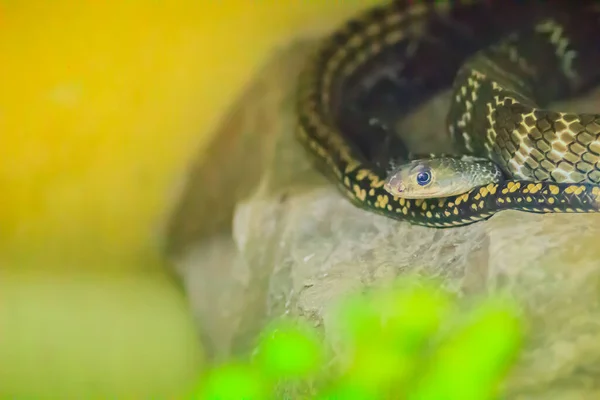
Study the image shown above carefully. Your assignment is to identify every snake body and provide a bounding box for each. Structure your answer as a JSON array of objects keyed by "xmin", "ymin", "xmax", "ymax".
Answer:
[{"xmin": 295, "ymin": 0, "xmax": 600, "ymax": 227}]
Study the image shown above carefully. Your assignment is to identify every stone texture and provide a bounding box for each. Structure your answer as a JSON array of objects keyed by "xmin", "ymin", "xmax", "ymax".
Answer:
[{"xmin": 163, "ymin": 33, "xmax": 600, "ymax": 398}]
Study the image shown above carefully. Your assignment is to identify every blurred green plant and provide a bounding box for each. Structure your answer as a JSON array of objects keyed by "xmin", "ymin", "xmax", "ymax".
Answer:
[{"xmin": 193, "ymin": 278, "xmax": 524, "ymax": 400}]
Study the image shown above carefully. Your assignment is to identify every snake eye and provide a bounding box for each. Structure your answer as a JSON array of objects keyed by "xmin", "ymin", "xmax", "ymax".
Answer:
[{"xmin": 416, "ymin": 171, "xmax": 431, "ymax": 186}]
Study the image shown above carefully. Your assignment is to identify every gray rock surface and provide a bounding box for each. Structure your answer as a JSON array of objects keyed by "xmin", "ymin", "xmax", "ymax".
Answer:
[{"xmin": 164, "ymin": 36, "xmax": 600, "ymax": 399}]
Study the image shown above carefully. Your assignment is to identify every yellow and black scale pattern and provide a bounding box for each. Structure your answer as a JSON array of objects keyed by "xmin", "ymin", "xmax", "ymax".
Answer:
[{"xmin": 295, "ymin": 0, "xmax": 600, "ymax": 227}]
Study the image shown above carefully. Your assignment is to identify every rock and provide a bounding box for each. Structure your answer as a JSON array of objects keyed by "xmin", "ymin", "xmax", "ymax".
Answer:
[{"xmin": 163, "ymin": 33, "xmax": 600, "ymax": 398}]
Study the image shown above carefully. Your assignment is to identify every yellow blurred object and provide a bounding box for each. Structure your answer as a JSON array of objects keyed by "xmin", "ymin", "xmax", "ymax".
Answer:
[
  {"xmin": 0, "ymin": 0, "xmax": 385, "ymax": 397},
  {"xmin": 0, "ymin": 0, "xmax": 382, "ymax": 271},
  {"xmin": 0, "ymin": 269, "xmax": 204, "ymax": 399}
]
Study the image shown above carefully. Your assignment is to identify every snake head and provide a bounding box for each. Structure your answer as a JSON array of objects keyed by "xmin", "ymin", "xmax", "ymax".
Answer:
[{"xmin": 383, "ymin": 157, "xmax": 503, "ymax": 199}]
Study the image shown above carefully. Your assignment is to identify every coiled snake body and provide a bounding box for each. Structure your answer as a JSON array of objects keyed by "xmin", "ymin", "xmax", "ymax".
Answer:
[{"xmin": 295, "ymin": 0, "xmax": 600, "ymax": 227}]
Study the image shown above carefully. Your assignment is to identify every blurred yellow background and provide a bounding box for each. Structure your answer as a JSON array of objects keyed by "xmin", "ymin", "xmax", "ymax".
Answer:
[{"xmin": 0, "ymin": 0, "xmax": 382, "ymax": 397}]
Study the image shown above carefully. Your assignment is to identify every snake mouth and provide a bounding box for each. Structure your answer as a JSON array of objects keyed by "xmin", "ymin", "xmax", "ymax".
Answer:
[{"xmin": 384, "ymin": 180, "xmax": 405, "ymax": 196}]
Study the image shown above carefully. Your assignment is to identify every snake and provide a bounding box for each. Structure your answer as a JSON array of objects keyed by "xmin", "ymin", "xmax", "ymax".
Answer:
[{"xmin": 295, "ymin": 0, "xmax": 600, "ymax": 228}]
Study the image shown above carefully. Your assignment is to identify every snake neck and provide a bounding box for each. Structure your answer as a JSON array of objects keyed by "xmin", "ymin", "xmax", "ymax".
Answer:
[{"xmin": 447, "ymin": 5, "xmax": 600, "ymax": 183}]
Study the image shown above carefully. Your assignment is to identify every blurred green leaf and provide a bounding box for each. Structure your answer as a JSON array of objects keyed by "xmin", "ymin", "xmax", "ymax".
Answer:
[
  {"xmin": 196, "ymin": 362, "xmax": 267, "ymax": 400},
  {"xmin": 254, "ymin": 319, "xmax": 323, "ymax": 380},
  {"xmin": 194, "ymin": 279, "xmax": 525, "ymax": 400},
  {"xmin": 407, "ymin": 298, "xmax": 523, "ymax": 400}
]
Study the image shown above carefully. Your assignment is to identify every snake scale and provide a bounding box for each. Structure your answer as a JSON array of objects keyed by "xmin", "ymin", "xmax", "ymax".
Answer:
[{"xmin": 295, "ymin": 0, "xmax": 600, "ymax": 228}]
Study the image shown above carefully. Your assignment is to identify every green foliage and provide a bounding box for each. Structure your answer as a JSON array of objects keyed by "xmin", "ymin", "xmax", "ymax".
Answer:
[{"xmin": 193, "ymin": 279, "xmax": 524, "ymax": 400}]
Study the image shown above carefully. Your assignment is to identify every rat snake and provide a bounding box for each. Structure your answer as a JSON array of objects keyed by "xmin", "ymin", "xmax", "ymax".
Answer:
[{"xmin": 295, "ymin": 0, "xmax": 600, "ymax": 227}]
